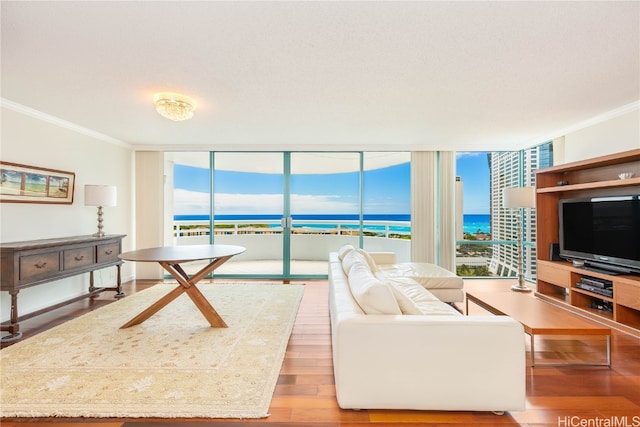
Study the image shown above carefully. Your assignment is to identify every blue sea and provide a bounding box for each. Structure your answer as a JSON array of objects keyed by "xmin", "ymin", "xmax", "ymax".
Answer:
[{"xmin": 174, "ymin": 213, "xmax": 491, "ymax": 234}]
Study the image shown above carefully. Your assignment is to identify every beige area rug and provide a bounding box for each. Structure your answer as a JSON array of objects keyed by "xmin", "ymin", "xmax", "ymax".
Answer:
[{"xmin": 0, "ymin": 283, "xmax": 304, "ymax": 418}]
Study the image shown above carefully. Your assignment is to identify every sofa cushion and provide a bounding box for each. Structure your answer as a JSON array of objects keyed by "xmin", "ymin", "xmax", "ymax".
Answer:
[
  {"xmin": 341, "ymin": 250, "xmax": 368, "ymax": 275},
  {"xmin": 347, "ymin": 262, "xmax": 401, "ymax": 315},
  {"xmin": 385, "ymin": 276, "xmax": 438, "ymax": 315},
  {"xmin": 338, "ymin": 244, "xmax": 355, "ymax": 260},
  {"xmin": 377, "ymin": 262, "xmax": 464, "ymax": 290},
  {"xmin": 413, "ymin": 300, "xmax": 461, "ymax": 316},
  {"xmin": 385, "ymin": 276, "xmax": 460, "ymax": 316},
  {"xmin": 356, "ymin": 248, "xmax": 379, "ymax": 272}
]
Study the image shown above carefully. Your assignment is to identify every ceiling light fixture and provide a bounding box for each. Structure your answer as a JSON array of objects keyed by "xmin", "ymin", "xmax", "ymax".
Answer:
[{"xmin": 153, "ymin": 92, "xmax": 196, "ymax": 121}]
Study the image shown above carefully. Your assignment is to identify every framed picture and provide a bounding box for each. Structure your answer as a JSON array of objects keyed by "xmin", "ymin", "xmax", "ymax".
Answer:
[{"xmin": 0, "ymin": 161, "xmax": 75, "ymax": 204}]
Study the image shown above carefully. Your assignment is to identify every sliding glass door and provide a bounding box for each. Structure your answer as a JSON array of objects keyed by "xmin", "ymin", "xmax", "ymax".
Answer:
[
  {"xmin": 211, "ymin": 153, "xmax": 284, "ymax": 276},
  {"xmin": 212, "ymin": 152, "xmax": 361, "ymax": 277},
  {"xmin": 289, "ymin": 153, "xmax": 361, "ymax": 275}
]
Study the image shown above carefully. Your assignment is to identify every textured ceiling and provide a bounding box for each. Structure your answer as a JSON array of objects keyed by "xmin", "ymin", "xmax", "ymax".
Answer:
[{"xmin": 1, "ymin": 1, "xmax": 639, "ymax": 152}]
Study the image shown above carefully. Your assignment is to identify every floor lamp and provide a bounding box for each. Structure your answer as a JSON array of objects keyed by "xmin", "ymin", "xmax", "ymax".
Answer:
[
  {"xmin": 85, "ymin": 185, "xmax": 117, "ymax": 237},
  {"xmin": 503, "ymin": 186, "xmax": 535, "ymax": 292}
]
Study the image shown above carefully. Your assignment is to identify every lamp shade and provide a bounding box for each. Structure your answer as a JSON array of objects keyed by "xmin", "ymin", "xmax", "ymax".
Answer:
[
  {"xmin": 84, "ymin": 185, "xmax": 117, "ymax": 207},
  {"xmin": 503, "ymin": 187, "xmax": 535, "ymax": 209}
]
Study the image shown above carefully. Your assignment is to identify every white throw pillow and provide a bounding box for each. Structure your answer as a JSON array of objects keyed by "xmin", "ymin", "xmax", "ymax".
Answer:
[
  {"xmin": 347, "ymin": 262, "xmax": 401, "ymax": 315},
  {"xmin": 385, "ymin": 276, "xmax": 439, "ymax": 315}
]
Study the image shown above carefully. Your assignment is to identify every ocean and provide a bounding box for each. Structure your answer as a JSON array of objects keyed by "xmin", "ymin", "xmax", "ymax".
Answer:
[{"xmin": 174, "ymin": 213, "xmax": 491, "ymax": 234}]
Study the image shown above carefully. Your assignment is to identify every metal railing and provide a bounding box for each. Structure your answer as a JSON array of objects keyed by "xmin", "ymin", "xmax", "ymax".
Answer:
[
  {"xmin": 174, "ymin": 219, "xmax": 411, "ymax": 239},
  {"xmin": 172, "ymin": 218, "xmax": 535, "ymax": 279}
]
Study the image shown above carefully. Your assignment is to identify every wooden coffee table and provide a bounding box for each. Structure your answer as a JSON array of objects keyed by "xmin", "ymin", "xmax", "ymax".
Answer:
[{"xmin": 466, "ymin": 290, "xmax": 611, "ymax": 367}]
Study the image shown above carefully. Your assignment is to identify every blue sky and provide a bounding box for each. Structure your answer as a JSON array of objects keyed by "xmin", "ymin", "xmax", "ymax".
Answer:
[
  {"xmin": 456, "ymin": 152, "xmax": 491, "ymax": 214},
  {"xmin": 174, "ymin": 153, "xmax": 489, "ymax": 215}
]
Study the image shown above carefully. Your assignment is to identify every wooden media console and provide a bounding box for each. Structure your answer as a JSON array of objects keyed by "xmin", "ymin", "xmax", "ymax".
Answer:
[{"xmin": 534, "ymin": 149, "xmax": 640, "ymax": 337}]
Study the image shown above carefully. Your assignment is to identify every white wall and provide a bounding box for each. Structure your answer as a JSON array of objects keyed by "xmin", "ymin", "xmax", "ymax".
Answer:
[
  {"xmin": 0, "ymin": 106, "xmax": 134, "ymax": 322},
  {"xmin": 562, "ymin": 109, "xmax": 640, "ymax": 163}
]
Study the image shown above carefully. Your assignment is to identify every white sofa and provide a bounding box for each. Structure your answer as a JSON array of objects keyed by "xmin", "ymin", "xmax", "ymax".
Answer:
[{"xmin": 328, "ymin": 245, "xmax": 526, "ymax": 412}]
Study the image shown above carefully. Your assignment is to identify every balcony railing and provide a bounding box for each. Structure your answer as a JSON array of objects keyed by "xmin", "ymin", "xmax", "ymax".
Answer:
[
  {"xmin": 174, "ymin": 219, "xmax": 411, "ymax": 239},
  {"xmin": 171, "ymin": 218, "xmax": 534, "ymax": 279}
]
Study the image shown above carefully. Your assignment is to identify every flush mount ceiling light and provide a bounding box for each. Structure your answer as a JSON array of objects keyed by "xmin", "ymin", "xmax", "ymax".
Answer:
[{"xmin": 153, "ymin": 92, "xmax": 196, "ymax": 121}]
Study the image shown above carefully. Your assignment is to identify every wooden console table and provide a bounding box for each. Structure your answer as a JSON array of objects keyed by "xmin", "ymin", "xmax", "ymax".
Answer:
[{"xmin": 1, "ymin": 234, "xmax": 126, "ymax": 341}]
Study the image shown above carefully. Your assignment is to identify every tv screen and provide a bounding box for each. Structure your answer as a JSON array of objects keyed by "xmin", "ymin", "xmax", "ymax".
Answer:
[{"xmin": 559, "ymin": 195, "xmax": 640, "ymax": 274}]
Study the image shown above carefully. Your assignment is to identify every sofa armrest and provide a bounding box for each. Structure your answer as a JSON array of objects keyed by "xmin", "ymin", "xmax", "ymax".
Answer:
[
  {"xmin": 368, "ymin": 251, "xmax": 396, "ymax": 265},
  {"xmin": 332, "ymin": 314, "xmax": 525, "ymax": 411}
]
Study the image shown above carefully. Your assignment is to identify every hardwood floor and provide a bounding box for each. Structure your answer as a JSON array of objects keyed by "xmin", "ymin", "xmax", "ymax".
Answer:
[{"xmin": 2, "ymin": 279, "xmax": 639, "ymax": 426}]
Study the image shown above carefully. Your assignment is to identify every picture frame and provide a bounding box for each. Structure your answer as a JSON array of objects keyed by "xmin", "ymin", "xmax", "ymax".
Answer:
[{"xmin": 0, "ymin": 161, "xmax": 75, "ymax": 204}]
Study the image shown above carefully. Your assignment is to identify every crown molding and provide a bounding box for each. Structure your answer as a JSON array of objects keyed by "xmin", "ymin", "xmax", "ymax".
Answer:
[
  {"xmin": 520, "ymin": 100, "xmax": 640, "ymax": 150},
  {"xmin": 1, "ymin": 98, "xmax": 131, "ymax": 149},
  {"xmin": 4, "ymin": 97, "xmax": 637, "ymax": 153}
]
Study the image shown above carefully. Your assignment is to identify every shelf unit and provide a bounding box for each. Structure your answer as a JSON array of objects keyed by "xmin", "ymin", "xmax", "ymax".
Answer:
[{"xmin": 534, "ymin": 149, "xmax": 640, "ymax": 335}]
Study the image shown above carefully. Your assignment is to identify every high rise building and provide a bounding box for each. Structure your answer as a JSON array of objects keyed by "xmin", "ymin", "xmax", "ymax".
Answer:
[{"xmin": 488, "ymin": 143, "xmax": 553, "ymax": 279}]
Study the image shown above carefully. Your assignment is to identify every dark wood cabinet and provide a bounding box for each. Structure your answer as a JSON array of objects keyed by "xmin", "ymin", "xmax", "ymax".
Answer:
[{"xmin": 1, "ymin": 234, "xmax": 126, "ymax": 341}]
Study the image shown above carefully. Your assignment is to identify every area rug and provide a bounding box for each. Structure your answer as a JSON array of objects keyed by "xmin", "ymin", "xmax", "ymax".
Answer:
[{"xmin": 0, "ymin": 283, "xmax": 304, "ymax": 418}]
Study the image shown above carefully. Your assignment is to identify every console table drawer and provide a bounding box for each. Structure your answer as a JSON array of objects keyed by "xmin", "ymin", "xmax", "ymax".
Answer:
[
  {"xmin": 63, "ymin": 247, "xmax": 95, "ymax": 270},
  {"xmin": 97, "ymin": 243, "xmax": 120, "ymax": 263},
  {"xmin": 20, "ymin": 252, "xmax": 60, "ymax": 281}
]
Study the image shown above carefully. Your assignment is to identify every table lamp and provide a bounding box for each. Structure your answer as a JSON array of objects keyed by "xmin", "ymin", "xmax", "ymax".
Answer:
[
  {"xmin": 85, "ymin": 185, "xmax": 117, "ymax": 237},
  {"xmin": 503, "ymin": 186, "xmax": 535, "ymax": 292}
]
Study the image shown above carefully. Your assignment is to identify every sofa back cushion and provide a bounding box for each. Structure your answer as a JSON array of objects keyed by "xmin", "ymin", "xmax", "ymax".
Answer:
[
  {"xmin": 384, "ymin": 276, "xmax": 437, "ymax": 315},
  {"xmin": 385, "ymin": 276, "xmax": 460, "ymax": 316},
  {"xmin": 337, "ymin": 244, "xmax": 355, "ymax": 260},
  {"xmin": 356, "ymin": 248, "xmax": 379, "ymax": 272},
  {"xmin": 341, "ymin": 250, "xmax": 367, "ymax": 275},
  {"xmin": 347, "ymin": 262, "xmax": 401, "ymax": 315}
]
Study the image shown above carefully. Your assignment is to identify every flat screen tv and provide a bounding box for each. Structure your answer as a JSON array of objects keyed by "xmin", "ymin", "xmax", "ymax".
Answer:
[{"xmin": 559, "ymin": 194, "xmax": 640, "ymax": 275}]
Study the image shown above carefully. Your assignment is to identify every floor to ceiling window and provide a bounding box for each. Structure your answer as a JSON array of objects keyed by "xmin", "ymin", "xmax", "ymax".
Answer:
[
  {"xmin": 168, "ymin": 151, "xmax": 410, "ymax": 280},
  {"xmin": 455, "ymin": 152, "xmax": 493, "ymax": 276},
  {"xmin": 455, "ymin": 142, "xmax": 553, "ymax": 281},
  {"xmin": 289, "ymin": 153, "xmax": 361, "ymax": 276},
  {"xmin": 362, "ymin": 152, "xmax": 411, "ymax": 258},
  {"xmin": 212, "ymin": 152, "xmax": 285, "ymax": 276},
  {"xmin": 169, "ymin": 145, "xmax": 549, "ymax": 280}
]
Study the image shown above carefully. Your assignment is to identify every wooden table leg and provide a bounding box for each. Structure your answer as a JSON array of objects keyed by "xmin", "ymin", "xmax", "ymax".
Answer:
[
  {"xmin": 120, "ymin": 285, "xmax": 186, "ymax": 328},
  {"xmin": 183, "ymin": 285, "xmax": 227, "ymax": 327},
  {"xmin": 160, "ymin": 259, "xmax": 229, "ymax": 328},
  {"xmin": 120, "ymin": 258, "xmax": 231, "ymax": 329}
]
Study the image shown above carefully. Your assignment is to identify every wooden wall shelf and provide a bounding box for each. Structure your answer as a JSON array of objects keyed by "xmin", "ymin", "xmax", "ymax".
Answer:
[
  {"xmin": 537, "ymin": 177, "xmax": 640, "ymax": 193},
  {"xmin": 535, "ymin": 149, "xmax": 640, "ymax": 335}
]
